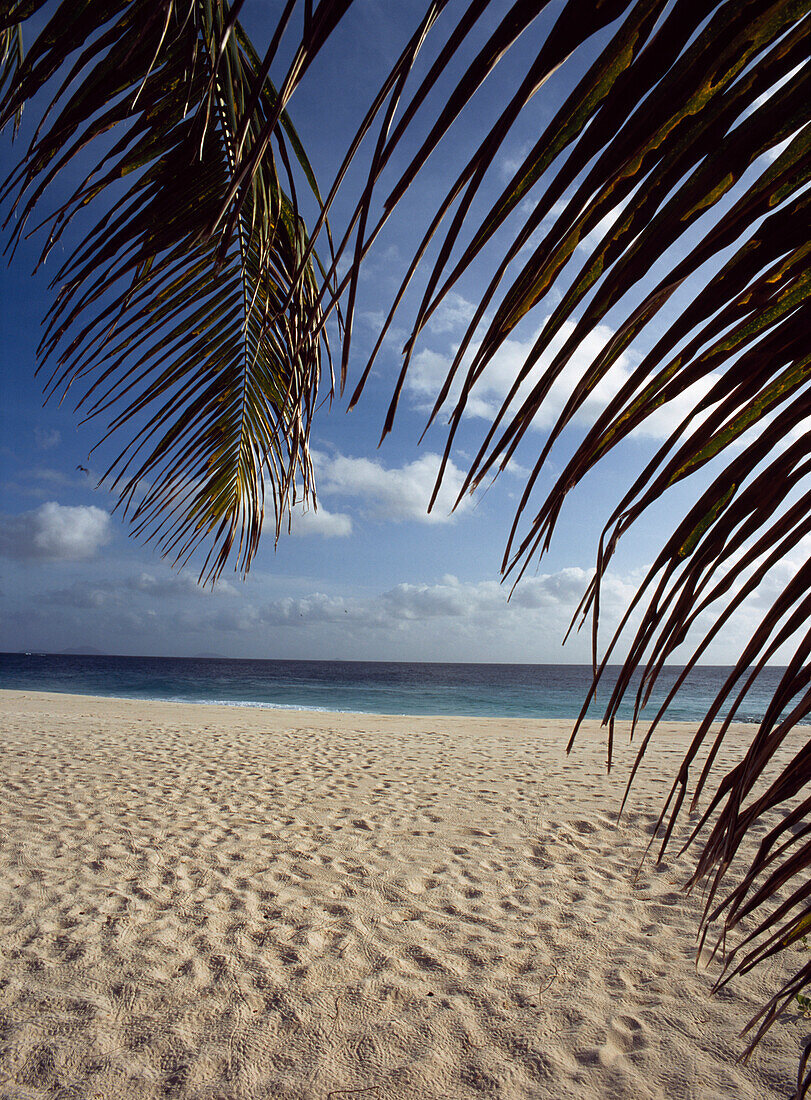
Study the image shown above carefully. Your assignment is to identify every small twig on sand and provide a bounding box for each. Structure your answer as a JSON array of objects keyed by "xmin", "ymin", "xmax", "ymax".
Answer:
[
  {"xmin": 327, "ymin": 1088, "xmax": 381, "ymax": 1098},
  {"xmin": 539, "ymin": 964, "xmax": 558, "ymax": 997}
]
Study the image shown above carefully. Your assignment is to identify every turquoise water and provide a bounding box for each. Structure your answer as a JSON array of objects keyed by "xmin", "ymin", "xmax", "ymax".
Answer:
[{"xmin": 0, "ymin": 652, "xmax": 790, "ymax": 722}]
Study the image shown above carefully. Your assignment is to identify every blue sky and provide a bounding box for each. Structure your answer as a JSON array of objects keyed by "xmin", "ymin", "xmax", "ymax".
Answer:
[{"xmin": 0, "ymin": 1, "xmax": 799, "ymax": 661}]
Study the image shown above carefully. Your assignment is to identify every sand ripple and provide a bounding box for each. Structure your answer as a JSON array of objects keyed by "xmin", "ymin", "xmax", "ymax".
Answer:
[{"xmin": 0, "ymin": 691, "xmax": 807, "ymax": 1098}]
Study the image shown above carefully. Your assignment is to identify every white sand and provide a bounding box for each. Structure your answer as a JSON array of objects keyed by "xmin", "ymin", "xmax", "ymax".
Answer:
[{"xmin": 0, "ymin": 689, "xmax": 807, "ymax": 1099}]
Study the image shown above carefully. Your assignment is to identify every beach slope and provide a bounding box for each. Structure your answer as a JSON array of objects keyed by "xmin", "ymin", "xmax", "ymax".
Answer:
[{"xmin": 0, "ymin": 690, "xmax": 806, "ymax": 1098}]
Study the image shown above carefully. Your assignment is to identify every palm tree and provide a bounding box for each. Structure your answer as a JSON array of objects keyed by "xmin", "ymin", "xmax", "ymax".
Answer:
[{"xmin": 2, "ymin": 0, "xmax": 809, "ymax": 1081}]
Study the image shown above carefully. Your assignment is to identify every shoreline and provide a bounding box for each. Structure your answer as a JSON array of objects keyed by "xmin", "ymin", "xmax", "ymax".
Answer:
[
  {"xmin": 2, "ymin": 687, "xmax": 799, "ymax": 726},
  {"xmin": 1, "ymin": 687, "xmax": 632, "ymax": 726},
  {"xmin": 4, "ymin": 688, "xmax": 574, "ymax": 725},
  {"xmin": 0, "ymin": 690, "xmax": 806, "ymax": 1098}
]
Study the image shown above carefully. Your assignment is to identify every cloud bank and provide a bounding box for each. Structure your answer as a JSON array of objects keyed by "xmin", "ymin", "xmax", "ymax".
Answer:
[{"xmin": 0, "ymin": 502, "xmax": 111, "ymax": 562}]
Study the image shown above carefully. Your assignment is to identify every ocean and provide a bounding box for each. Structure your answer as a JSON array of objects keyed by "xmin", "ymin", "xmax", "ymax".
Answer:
[{"xmin": 0, "ymin": 652, "xmax": 788, "ymax": 722}]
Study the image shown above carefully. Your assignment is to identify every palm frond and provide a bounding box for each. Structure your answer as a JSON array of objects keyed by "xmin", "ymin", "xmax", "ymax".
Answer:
[
  {"xmin": 1, "ymin": 0, "xmax": 334, "ymax": 581},
  {"xmin": 332, "ymin": 0, "xmax": 811, "ymax": 1054},
  {"xmin": 0, "ymin": 5, "xmax": 24, "ymax": 135}
]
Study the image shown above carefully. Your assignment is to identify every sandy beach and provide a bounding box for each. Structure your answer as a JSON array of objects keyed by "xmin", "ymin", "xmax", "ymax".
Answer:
[{"xmin": 0, "ymin": 689, "xmax": 807, "ymax": 1099}]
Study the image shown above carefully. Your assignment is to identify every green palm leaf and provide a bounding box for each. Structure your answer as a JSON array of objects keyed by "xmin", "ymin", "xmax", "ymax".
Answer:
[
  {"xmin": 1, "ymin": 0, "xmax": 334, "ymax": 582},
  {"xmin": 0, "ymin": 7, "xmax": 24, "ymax": 134}
]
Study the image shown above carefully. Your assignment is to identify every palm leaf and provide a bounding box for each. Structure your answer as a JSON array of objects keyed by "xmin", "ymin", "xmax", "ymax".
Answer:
[
  {"xmin": 1, "ymin": 0, "xmax": 334, "ymax": 581},
  {"xmin": 330, "ymin": 0, "xmax": 811, "ymax": 1061},
  {"xmin": 0, "ymin": 6, "xmax": 24, "ymax": 134}
]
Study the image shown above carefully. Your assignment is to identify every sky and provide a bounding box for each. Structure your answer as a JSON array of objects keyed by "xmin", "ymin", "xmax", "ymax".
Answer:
[{"xmin": 0, "ymin": 1, "xmax": 801, "ymax": 662}]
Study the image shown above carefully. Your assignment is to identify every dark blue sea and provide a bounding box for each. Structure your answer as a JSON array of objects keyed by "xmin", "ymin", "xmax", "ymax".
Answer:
[{"xmin": 0, "ymin": 653, "xmax": 788, "ymax": 722}]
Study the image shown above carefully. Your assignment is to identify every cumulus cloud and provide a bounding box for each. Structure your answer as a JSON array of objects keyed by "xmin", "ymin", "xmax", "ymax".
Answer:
[
  {"xmin": 408, "ymin": 318, "xmax": 717, "ymax": 441},
  {"xmin": 246, "ymin": 569, "xmax": 635, "ymax": 633},
  {"xmin": 127, "ymin": 571, "xmax": 240, "ymax": 598},
  {"xmin": 238, "ymin": 577, "xmax": 505, "ymax": 633},
  {"xmin": 127, "ymin": 572, "xmax": 198, "ymax": 597},
  {"xmin": 289, "ymin": 503, "xmax": 352, "ymax": 538},
  {"xmin": 260, "ymin": 592, "xmax": 369, "ymax": 626},
  {"xmin": 469, "ymin": 189, "xmax": 630, "ymax": 265},
  {"xmin": 542, "ymin": 199, "xmax": 627, "ymax": 257},
  {"xmin": 380, "ymin": 576, "xmax": 502, "ymax": 620},
  {"xmin": 510, "ymin": 566, "xmax": 599, "ymax": 609},
  {"xmin": 316, "ymin": 452, "xmax": 471, "ymax": 523},
  {"xmin": 0, "ymin": 502, "xmax": 111, "ymax": 561},
  {"xmin": 46, "ymin": 570, "xmax": 240, "ymax": 608},
  {"xmin": 153, "ymin": 574, "xmax": 515, "ymax": 638}
]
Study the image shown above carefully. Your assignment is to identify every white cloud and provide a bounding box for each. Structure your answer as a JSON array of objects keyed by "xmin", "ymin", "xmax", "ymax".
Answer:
[
  {"xmin": 409, "ymin": 318, "xmax": 717, "ymax": 442},
  {"xmin": 128, "ymin": 571, "xmax": 198, "ymax": 597},
  {"xmin": 510, "ymin": 566, "xmax": 597, "ymax": 609},
  {"xmin": 22, "ymin": 548, "xmax": 805, "ymax": 665},
  {"xmin": 48, "ymin": 583, "xmax": 114, "ymax": 610},
  {"xmin": 2, "ymin": 466, "xmax": 85, "ymax": 500},
  {"xmin": 260, "ymin": 592, "xmax": 369, "ymax": 626},
  {"xmin": 381, "ymin": 577, "xmax": 498, "ymax": 619},
  {"xmin": 127, "ymin": 571, "xmax": 240, "ymax": 598},
  {"xmin": 239, "ymin": 577, "xmax": 507, "ymax": 634},
  {"xmin": 0, "ymin": 502, "xmax": 111, "ymax": 562},
  {"xmin": 29, "ymin": 467, "xmax": 74, "ymax": 485},
  {"xmin": 34, "ymin": 428, "xmax": 61, "ymax": 450},
  {"xmin": 17, "ymin": 564, "xmax": 630, "ymax": 662},
  {"xmin": 504, "ymin": 458, "xmax": 530, "ymax": 479},
  {"xmin": 316, "ymin": 451, "xmax": 472, "ymax": 523},
  {"xmin": 46, "ymin": 570, "xmax": 241, "ymax": 608},
  {"xmin": 499, "ymin": 143, "xmax": 532, "ymax": 181},
  {"xmin": 356, "ymin": 310, "xmax": 409, "ymax": 356},
  {"xmin": 289, "ymin": 503, "xmax": 352, "ymax": 538},
  {"xmin": 154, "ymin": 567, "xmax": 639, "ymax": 665},
  {"xmin": 250, "ymin": 568, "xmax": 633, "ymax": 633},
  {"xmin": 425, "ymin": 292, "xmax": 475, "ymax": 336},
  {"xmin": 485, "ymin": 193, "xmax": 630, "ymax": 262}
]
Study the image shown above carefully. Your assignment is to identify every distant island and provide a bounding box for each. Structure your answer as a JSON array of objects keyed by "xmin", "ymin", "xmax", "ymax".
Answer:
[{"xmin": 57, "ymin": 647, "xmax": 105, "ymax": 656}]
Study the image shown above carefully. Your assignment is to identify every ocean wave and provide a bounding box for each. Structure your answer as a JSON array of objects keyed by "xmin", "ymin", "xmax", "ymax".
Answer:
[{"xmin": 157, "ymin": 695, "xmax": 407, "ymax": 716}]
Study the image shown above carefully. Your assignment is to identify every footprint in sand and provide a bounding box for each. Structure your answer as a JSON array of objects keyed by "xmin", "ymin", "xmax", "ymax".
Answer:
[{"xmin": 598, "ymin": 1014, "xmax": 649, "ymax": 1066}]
